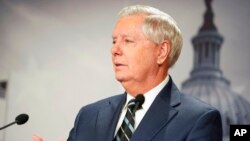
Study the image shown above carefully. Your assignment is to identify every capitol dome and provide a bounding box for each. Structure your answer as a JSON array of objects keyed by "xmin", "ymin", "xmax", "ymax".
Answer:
[{"xmin": 181, "ymin": 0, "xmax": 250, "ymax": 140}]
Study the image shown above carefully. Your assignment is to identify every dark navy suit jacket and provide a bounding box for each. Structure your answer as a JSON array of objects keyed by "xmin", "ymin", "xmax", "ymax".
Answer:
[{"xmin": 67, "ymin": 78, "xmax": 222, "ymax": 141}]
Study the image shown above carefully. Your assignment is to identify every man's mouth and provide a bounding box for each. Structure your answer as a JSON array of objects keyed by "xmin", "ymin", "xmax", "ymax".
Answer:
[
  {"xmin": 114, "ymin": 63, "xmax": 127, "ymax": 68},
  {"xmin": 115, "ymin": 63, "xmax": 124, "ymax": 66}
]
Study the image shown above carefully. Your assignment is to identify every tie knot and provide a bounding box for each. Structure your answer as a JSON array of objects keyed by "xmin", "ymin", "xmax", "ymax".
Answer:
[
  {"xmin": 127, "ymin": 98, "xmax": 142, "ymax": 115},
  {"xmin": 127, "ymin": 99, "xmax": 136, "ymax": 110}
]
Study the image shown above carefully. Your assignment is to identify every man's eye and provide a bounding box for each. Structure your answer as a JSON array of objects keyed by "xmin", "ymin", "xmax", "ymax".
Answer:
[
  {"xmin": 125, "ymin": 39, "xmax": 134, "ymax": 43},
  {"xmin": 112, "ymin": 40, "xmax": 116, "ymax": 44}
]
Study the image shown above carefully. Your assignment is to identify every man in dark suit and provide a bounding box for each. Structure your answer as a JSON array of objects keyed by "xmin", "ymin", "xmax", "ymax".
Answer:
[{"xmin": 33, "ymin": 5, "xmax": 222, "ymax": 141}]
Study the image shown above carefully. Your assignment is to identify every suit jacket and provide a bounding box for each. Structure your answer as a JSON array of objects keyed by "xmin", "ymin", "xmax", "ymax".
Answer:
[{"xmin": 67, "ymin": 78, "xmax": 222, "ymax": 141}]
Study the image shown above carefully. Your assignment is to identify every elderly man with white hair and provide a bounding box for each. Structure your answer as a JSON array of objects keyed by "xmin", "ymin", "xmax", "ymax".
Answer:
[{"xmin": 33, "ymin": 5, "xmax": 222, "ymax": 141}]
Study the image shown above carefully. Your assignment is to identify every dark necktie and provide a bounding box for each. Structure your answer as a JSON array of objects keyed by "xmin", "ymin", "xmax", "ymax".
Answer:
[{"xmin": 114, "ymin": 99, "xmax": 138, "ymax": 141}]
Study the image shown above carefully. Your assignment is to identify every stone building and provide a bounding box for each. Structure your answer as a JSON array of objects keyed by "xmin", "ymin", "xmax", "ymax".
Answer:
[{"xmin": 181, "ymin": 0, "xmax": 250, "ymax": 140}]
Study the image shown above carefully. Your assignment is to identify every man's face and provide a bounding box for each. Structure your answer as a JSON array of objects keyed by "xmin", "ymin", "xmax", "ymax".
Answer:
[{"xmin": 111, "ymin": 15, "xmax": 160, "ymax": 84}]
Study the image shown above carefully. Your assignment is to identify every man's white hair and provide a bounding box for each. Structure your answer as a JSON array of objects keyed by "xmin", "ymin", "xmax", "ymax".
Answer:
[{"xmin": 118, "ymin": 5, "xmax": 183, "ymax": 68}]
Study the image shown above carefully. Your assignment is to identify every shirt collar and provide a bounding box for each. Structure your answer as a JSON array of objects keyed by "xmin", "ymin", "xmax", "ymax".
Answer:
[{"xmin": 125, "ymin": 75, "xmax": 169, "ymax": 109}]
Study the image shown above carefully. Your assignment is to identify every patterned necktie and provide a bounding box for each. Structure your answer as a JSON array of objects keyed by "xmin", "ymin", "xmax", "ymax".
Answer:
[{"xmin": 114, "ymin": 99, "xmax": 138, "ymax": 141}]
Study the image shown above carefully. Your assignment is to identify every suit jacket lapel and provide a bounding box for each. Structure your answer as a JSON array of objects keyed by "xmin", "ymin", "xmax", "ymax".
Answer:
[
  {"xmin": 95, "ymin": 94, "xmax": 126, "ymax": 141},
  {"xmin": 131, "ymin": 77, "xmax": 181, "ymax": 141}
]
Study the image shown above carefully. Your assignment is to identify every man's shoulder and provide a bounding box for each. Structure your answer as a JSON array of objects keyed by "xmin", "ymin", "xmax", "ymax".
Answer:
[
  {"xmin": 179, "ymin": 92, "xmax": 219, "ymax": 116},
  {"xmin": 170, "ymin": 77, "xmax": 218, "ymax": 114}
]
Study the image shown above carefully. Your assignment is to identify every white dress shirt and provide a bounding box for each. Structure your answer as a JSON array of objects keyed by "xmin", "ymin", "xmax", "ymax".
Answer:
[{"xmin": 114, "ymin": 75, "xmax": 169, "ymax": 135}]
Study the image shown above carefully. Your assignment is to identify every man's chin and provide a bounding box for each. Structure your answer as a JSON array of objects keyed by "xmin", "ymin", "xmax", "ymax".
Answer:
[
  {"xmin": 115, "ymin": 77, "xmax": 124, "ymax": 82},
  {"xmin": 115, "ymin": 75, "xmax": 129, "ymax": 83}
]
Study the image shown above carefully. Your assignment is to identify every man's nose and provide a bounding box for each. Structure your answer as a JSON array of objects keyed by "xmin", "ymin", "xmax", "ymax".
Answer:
[{"xmin": 111, "ymin": 42, "xmax": 122, "ymax": 56}]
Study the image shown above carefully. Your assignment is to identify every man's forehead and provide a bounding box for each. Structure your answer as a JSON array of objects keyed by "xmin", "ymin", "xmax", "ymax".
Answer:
[{"xmin": 112, "ymin": 27, "xmax": 145, "ymax": 39}]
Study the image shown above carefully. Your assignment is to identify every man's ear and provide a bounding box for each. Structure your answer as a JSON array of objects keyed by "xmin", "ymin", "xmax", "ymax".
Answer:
[{"xmin": 157, "ymin": 39, "xmax": 171, "ymax": 65}]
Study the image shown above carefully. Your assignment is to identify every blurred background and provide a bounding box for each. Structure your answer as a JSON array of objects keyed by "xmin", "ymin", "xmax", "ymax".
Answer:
[{"xmin": 0, "ymin": 0, "xmax": 249, "ymax": 140}]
